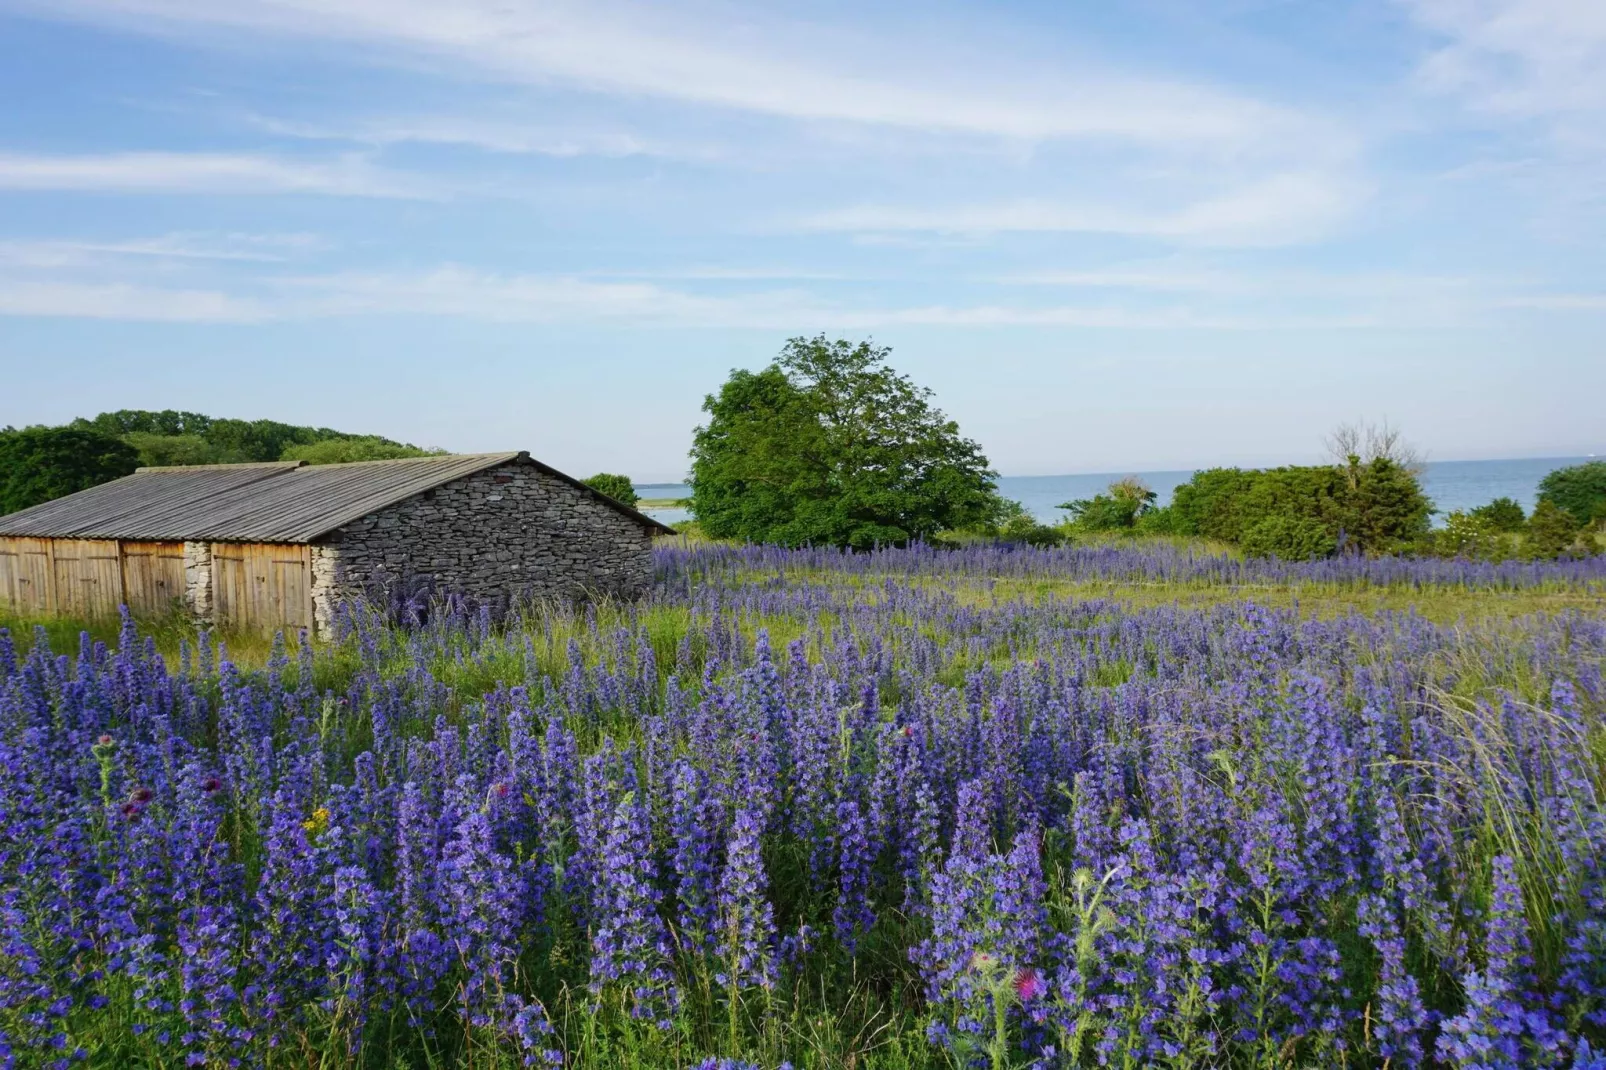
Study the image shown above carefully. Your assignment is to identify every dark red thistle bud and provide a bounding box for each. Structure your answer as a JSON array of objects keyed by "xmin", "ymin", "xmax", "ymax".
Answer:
[
  {"xmin": 120, "ymin": 801, "xmax": 142, "ymax": 819},
  {"xmin": 131, "ymin": 787, "xmax": 153, "ymax": 804},
  {"xmin": 200, "ymin": 777, "xmax": 221, "ymax": 794},
  {"xmin": 97, "ymin": 734, "xmax": 114, "ymax": 747},
  {"xmin": 902, "ymin": 725, "xmax": 914, "ymax": 738}
]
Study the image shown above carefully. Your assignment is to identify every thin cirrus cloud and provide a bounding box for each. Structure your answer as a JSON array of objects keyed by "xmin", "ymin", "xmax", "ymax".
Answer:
[
  {"xmin": 20, "ymin": 0, "xmax": 1336, "ymax": 155},
  {"xmin": 0, "ymin": 264, "xmax": 1369, "ymax": 329},
  {"xmin": 0, "ymin": 232, "xmax": 324, "ymax": 267},
  {"xmin": 803, "ymin": 173, "xmax": 1364, "ymax": 247},
  {"xmin": 0, "ymin": 280, "xmax": 268, "ymax": 321},
  {"xmin": 244, "ymin": 112, "xmax": 701, "ymax": 160},
  {"xmin": 0, "ymin": 151, "xmax": 434, "ymax": 197},
  {"xmin": 1405, "ymin": 0, "xmax": 1606, "ymax": 121}
]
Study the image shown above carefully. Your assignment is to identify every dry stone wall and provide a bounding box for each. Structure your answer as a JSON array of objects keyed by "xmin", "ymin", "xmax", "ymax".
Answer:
[
  {"xmin": 309, "ymin": 461, "xmax": 655, "ymax": 631},
  {"xmin": 183, "ymin": 541, "xmax": 213, "ymax": 621}
]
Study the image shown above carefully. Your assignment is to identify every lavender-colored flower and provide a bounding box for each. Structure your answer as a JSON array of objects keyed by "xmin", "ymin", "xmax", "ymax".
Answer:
[
  {"xmin": 716, "ymin": 800, "xmax": 777, "ymax": 992},
  {"xmin": 589, "ymin": 792, "xmax": 680, "ymax": 1027}
]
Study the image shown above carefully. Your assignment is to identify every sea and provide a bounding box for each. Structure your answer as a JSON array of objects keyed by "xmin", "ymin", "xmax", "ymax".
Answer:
[{"xmin": 634, "ymin": 456, "xmax": 1597, "ymax": 529}]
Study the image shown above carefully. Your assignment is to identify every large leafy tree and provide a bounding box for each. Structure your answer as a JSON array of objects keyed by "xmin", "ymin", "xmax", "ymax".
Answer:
[
  {"xmin": 1538, "ymin": 461, "xmax": 1606, "ymax": 528},
  {"xmin": 690, "ymin": 337, "xmax": 1003, "ymax": 548},
  {"xmin": 0, "ymin": 426, "xmax": 140, "ymax": 514}
]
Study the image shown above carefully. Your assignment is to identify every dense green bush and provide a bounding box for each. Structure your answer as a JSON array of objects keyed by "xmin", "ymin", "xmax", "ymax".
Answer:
[
  {"xmin": 996, "ymin": 504, "xmax": 1066, "ymax": 547},
  {"xmin": 1060, "ymin": 476, "xmax": 1156, "ymax": 532},
  {"xmin": 282, "ymin": 437, "xmax": 441, "ymax": 465},
  {"xmin": 581, "ymin": 472, "xmax": 640, "ymax": 507},
  {"xmin": 1168, "ymin": 457, "xmax": 1430, "ymax": 557},
  {"xmin": 1525, "ymin": 499, "xmax": 1583, "ymax": 559},
  {"xmin": 1469, "ymin": 496, "xmax": 1527, "ymax": 532},
  {"xmin": 0, "ymin": 426, "xmax": 140, "ymax": 514},
  {"xmin": 1238, "ymin": 514, "xmax": 1338, "ymax": 560},
  {"xmin": 1538, "ymin": 461, "xmax": 1606, "ymax": 528},
  {"xmin": 1434, "ymin": 511, "xmax": 1509, "ymax": 561}
]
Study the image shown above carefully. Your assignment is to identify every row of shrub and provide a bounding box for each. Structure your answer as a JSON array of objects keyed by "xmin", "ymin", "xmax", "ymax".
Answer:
[{"xmin": 991, "ymin": 459, "xmax": 1606, "ymax": 562}]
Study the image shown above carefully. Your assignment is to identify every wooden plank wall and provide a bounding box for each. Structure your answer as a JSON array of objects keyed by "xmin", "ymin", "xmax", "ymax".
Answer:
[
  {"xmin": 121, "ymin": 541, "xmax": 186, "ymax": 615},
  {"xmin": 0, "ymin": 537, "xmax": 185, "ymax": 618},
  {"xmin": 51, "ymin": 539, "xmax": 125, "ymax": 618},
  {"xmin": 0, "ymin": 537, "xmax": 311, "ymax": 632},
  {"xmin": 212, "ymin": 542, "xmax": 312, "ymax": 632},
  {"xmin": 0, "ymin": 537, "xmax": 54, "ymax": 614}
]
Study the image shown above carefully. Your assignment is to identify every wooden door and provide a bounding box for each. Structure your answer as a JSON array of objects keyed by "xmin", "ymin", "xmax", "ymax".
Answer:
[
  {"xmin": 120, "ymin": 541, "xmax": 185, "ymax": 616},
  {"xmin": 51, "ymin": 539, "xmax": 123, "ymax": 618},
  {"xmin": 213, "ymin": 543, "xmax": 312, "ymax": 632},
  {"xmin": 0, "ymin": 537, "xmax": 53, "ymax": 614}
]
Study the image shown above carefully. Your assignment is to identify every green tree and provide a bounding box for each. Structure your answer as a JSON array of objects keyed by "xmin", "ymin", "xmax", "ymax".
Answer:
[
  {"xmin": 1469, "ymin": 497, "xmax": 1527, "ymax": 533},
  {"xmin": 281, "ymin": 437, "xmax": 439, "ymax": 465},
  {"xmin": 1060, "ymin": 476, "xmax": 1157, "ymax": 532},
  {"xmin": 0, "ymin": 426, "xmax": 140, "ymax": 514},
  {"xmin": 690, "ymin": 336, "xmax": 1003, "ymax": 548},
  {"xmin": 1524, "ymin": 499, "xmax": 1582, "ymax": 560},
  {"xmin": 1537, "ymin": 461, "xmax": 1606, "ymax": 528},
  {"xmin": 582, "ymin": 473, "xmax": 640, "ymax": 507},
  {"xmin": 121, "ymin": 431, "xmax": 225, "ymax": 468}
]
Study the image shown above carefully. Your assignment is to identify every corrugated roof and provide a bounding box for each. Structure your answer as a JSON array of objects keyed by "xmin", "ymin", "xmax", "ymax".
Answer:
[
  {"xmin": 0, "ymin": 461, "xmax": 303, "ymax": 539},
  {"xmin": 0, "ymin": 453, "xmax": 676, "ymax": 541}
]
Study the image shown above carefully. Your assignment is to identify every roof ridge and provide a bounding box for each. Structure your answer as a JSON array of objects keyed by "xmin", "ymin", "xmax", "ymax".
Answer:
[
  {"xmin": 296, "ymin": 451, "xmax": 522, "ymax": 471},
  {"xmin": 134, "ymin": 460, "xmax": 306, "ymax": 474}
]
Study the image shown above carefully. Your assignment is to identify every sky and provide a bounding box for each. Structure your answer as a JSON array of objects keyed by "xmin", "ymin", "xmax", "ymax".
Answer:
[{"xmin": 0, "ymin": 0, "xmax": 1601, "ymax": 482}]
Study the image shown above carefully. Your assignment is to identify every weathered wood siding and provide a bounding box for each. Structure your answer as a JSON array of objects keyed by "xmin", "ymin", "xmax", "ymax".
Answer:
[
  {"xmin": 49, "ymin": 539, "xmax": 124, "ymax": 618},
  {"xmin": 120, "ymin": 541, "xmax": 186, "ymax": 616},
  {"xmin": 213, "ymin": 542, "xmax": 313, "ymax": 632},
  {"xmin": 0, "ymin": 537, "xmax": 54, "ymax": 614}
]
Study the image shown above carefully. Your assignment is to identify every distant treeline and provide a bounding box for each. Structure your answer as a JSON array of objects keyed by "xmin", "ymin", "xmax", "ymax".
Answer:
[{"xmin": 0, "ymin": 410, "xmax": 441, "ymax": 515}]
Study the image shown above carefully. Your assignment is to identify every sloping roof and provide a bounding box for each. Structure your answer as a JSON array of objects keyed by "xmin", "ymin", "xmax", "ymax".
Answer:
[{"xmin": 0, "ymin": 452, "xmax": 676, "ymax": 541}]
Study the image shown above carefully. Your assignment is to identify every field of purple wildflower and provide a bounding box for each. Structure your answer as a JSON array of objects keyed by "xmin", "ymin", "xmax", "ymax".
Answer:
[{"xmin": 2, "ymin": 542, "xmax": 1604, "ymax": 1069}]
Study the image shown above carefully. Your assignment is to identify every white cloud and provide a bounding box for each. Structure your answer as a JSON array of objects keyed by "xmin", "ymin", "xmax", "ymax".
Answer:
[
  {"xmin": 1407, "ymin": 0, "xmax": 1606, "ymax": 122},
  {"xmin": 0, "ymin": 151, "xmax": 433, "ymax": 197},
  {"xmin": 803, "ymin": 173, "xmax": 1363, "ymax": 247},
  {"xmin": 248, "ymin": 112, "xmax": 692, "ymax": 159},
  {"xmin": 21, "ymin": 0, "xmax": 1335, "ymax": 155},
  {"xmin": 0, "ymin": 261, "xmax": 1374, "ymax": 328},
  {"xmin": 0, "ymin": 231, "xmax": 324, "ymax": 267},
  {"xmin": 1500, "ymin": 292, "xmax": 1606, "ymax": 309},
  {"xmin": 0, "ymin": 280, "xmax": 266, "ymax": 321}
]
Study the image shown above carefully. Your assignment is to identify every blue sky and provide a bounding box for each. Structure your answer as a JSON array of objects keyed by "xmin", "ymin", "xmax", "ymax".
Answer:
[{"xmin": 0, "ymin": 0, "xmax": 1601, "ymax": 481}]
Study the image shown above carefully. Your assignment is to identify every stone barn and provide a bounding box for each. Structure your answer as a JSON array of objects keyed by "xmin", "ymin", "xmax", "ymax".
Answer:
[{"xmin": 0, "ymin": 452, "xmax": 673, "ymax": 634}]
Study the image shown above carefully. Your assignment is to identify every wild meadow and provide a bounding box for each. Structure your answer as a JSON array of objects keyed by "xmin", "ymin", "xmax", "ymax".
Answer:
[{"xmin": 3, "ymin": 542, "xmax": 1605, "ymax": 1069}]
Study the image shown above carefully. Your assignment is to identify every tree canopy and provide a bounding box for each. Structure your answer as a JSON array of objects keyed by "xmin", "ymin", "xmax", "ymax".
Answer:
[
  {"xmin": 0, "ymin": 409, "xmax": 437, "ymax": 513},
  {"xmin": 581, "ymin": 473, "xmax": 639, "ymax": 507},
  {"xmin": 0, "ymin": 427, "xmax": 140, "ymax": 514},
  {"xmin": 689, "ymin": 337, "xmax": 1003, "ymax": 548},
  {"xmin": 1538, "ymin": 461, "xmax": 1606, "ymax": 528},
  {"xmin": 69, "ymin": 409, "xmax": 431, "ymax": 468}
]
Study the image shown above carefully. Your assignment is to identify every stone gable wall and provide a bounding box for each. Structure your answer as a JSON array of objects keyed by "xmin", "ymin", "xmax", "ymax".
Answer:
[{"xmin": 308, "ymin": 462, "xmax": 655, "ymax": 631}]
